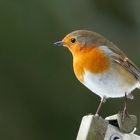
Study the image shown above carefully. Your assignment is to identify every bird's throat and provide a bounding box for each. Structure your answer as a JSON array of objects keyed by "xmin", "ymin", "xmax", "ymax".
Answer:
[{"xmin": 72, "ymin": 47, "xmax": 110, "ymax": 82}]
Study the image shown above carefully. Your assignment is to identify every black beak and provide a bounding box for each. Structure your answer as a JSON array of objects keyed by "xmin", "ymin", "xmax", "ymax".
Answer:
[{"xmin": 54, "ymin": 41, "xmax": 64, "ymax": 46}]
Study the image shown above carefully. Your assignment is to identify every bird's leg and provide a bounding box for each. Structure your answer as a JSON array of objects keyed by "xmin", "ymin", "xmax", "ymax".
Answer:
[
  {"xmin": 95, "ymin": 97, "xmax": 106, "ymax": 115},
  {"xmin": 123, "ymin": 93, "xmax": 129, "ymax": 119}
]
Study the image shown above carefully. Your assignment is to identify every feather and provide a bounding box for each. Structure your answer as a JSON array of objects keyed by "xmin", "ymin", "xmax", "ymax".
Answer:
[{"xmin": 108, "ymin": 44, "xmax": 140, "ymax": 82}]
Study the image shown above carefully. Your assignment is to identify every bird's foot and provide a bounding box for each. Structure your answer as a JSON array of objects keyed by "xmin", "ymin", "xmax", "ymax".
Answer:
[
  {"xmin": 95, "ymin": 113, "xmax": 99, "ymax": 117},
  {"xmin": 122, "ymin": 106, "xmax": 129, "ymax": 121},
  {"xmin": 122, "ymin": 93, "xmax": 129, "ymax": 121}
]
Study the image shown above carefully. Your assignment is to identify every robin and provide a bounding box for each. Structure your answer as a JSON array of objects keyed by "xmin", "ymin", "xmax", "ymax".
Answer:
[{"xmin": 54, "ymin": 30, "xmax": 140, "ymax": 115}]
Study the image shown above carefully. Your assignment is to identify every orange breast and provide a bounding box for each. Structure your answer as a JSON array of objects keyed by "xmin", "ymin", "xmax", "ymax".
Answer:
[{"xmin": 72, "ymin": 46, "xmax": 110, "ymax": 82}]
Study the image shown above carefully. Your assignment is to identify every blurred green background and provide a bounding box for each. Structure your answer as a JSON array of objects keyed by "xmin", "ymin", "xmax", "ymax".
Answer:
[{"xmin": 1, "ymin": 0, "xmax": 140, "ymax": 139}]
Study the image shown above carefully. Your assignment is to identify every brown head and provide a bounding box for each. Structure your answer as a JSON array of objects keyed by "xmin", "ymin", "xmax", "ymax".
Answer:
[{"xmin": 54, "ymin": 30, "xmax": 110, "ymax": 56}]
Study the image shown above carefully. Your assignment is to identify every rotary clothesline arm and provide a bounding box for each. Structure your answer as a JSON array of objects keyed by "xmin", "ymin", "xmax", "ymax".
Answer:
[{"xmin": 76, "ymin": 113, "xmax": 140, "ymax": 140}]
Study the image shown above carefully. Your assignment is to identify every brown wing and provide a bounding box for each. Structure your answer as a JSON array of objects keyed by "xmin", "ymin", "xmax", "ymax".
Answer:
[{"xmin": 108, "ymin": 44, "xmax": 140, "ymax": 82}]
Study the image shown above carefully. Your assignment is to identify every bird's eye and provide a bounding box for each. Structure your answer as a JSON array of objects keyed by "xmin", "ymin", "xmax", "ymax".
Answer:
[{"xmin": 71, "ymin": 38, "xmax": 76, "ymax": 43}]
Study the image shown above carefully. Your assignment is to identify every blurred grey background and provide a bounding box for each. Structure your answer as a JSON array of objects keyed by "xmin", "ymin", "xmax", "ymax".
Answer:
[{"xmin": 1, "ymin": 0, "xmax": 140, "ymax": 139}]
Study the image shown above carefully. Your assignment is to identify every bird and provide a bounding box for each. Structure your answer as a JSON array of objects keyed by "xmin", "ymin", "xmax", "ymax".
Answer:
[{"xmin": 54, "ymin": 30, "xmax": 140, "ymax": 115}]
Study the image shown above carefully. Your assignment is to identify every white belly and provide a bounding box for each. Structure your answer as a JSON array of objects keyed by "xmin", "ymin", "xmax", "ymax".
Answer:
[{"xmin": 82, "ymin": 65, "xmax": 139, "ymax": 99}]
